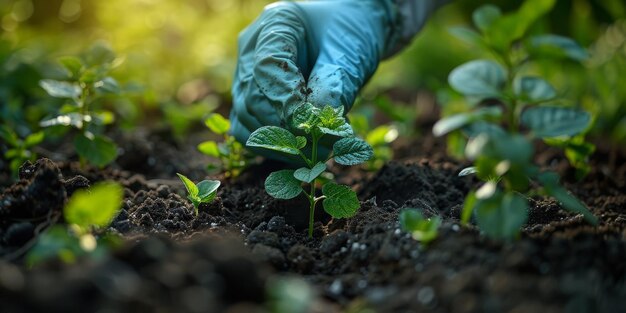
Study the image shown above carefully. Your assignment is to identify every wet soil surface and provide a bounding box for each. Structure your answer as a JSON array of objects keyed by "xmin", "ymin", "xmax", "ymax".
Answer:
[{"xmin": 0, "ymin": 131, "xmax": 625, "ymax": 313}]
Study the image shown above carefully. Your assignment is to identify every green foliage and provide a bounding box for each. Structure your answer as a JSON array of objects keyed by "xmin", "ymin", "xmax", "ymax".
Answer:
[
  {"xmin": 27, "ymin": 182, "xmax": 124, "ymax": 266},
  {"xmin": 399, "ymin": 208, "xmax": 441, "ymax": 245},
  {"xmin": 176, "ymin": 173, "xmax": 221, "ymax": 216},
  {"xmin": 348, "ymin": 112, "xmax": 398, "ymax": 171},
  {"xmin": 38, "ymin": 44, "xmax": 122, "ymax": 168},
  {"xmin": 0, "ymin": 126, "xmax": 44, "ymax": 179},
  {"xmin": 439, "ymin": 3, "xmax": 597, "ymax": 240},
  {"xmin": 197, "ymin": 113, "xmax": 253, "ymax": 178},
  {"xmin": 246, "ymin": 103, "xmax": 373, "ymax": 237}
]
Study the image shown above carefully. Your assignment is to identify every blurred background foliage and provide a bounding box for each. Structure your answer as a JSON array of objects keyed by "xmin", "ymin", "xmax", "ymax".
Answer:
[{"xmin": 0, "ymin": 0, "xmax": 625, "ymax": 143}]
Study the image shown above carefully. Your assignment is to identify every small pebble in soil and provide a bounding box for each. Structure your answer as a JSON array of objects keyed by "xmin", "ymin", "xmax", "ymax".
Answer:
[
  {"xmin": 452, "ymin": 224, "xmax": 460, "ymax": 232},
  {"xmin": 328, "ymin": 279, "xmax": 343, "ymax": 296}
]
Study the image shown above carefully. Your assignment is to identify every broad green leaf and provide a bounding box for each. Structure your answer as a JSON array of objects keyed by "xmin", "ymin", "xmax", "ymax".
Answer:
[
  {"xmin": 528, "ymin": 35, "xmax": 589, "ymax": 61},
  {"xmin": 448, "ymin": 60, "xmax": 506, "ymax": 99},
  {"xmin": 399, "ymin": 208, "xmax": 441, "ymax": 244},
  {"xmin": 317, "ymin": 105, "xmax": 352, "ymax": 137},
  {"xmin": 265, "ymin": 170, "xmax": 302, "ymax": 199},
  {"xmin": 95, "ymin": 77, "xmax": 120, "ymax": 94},
  {"xmin": 473, "ymin": 4, "xmax": 502, "ymax": 33},
  {"xmin": 466, "ymin": 133, "xmax": 533, "ymax": 164},
  {"xmin": 291, "ymin": 102, "xmax": 320, "ymax": 132},
  {"xmin": 475, "ymin": 192, "xmax": 528, "ymax": 241},
  {"xmin": 319, "ymin": 123, "xmax": 353, "ymax": 137},
  {"xmin": 64, "ymin": 182, "xmax": 123, "ymax": 228},
  {"xmin": 521, "ymin": 107, "xmax": 591, "ymax": 138},
  {"xmin": 514, "ymin": 76, "xmax": 557, "ymax": 102},
  {"xmin": 74, "ymin": 135, "xmax": 118, "ymax": 167},
  {"xmin": 0, "ymin": 126, "xmax": 19, "ymax": 146},
  {"xmin": 58, "ymin": 56, "xmax": 84, "ymax": 78},
  {"xmin": 293, "ymin": 162, "xmax": 327, "ymax": 183},
  {"xmin": 322, "ymin": 183, "xmax": 359, "ymax": 218},
  {"xmin": 462, "ymin": 121, "xmax": 506, "ymax": 138},
  {"xmin": 205, "ymin": 113, "xmax": 230, "ymax": 135},
  {"xmin": 487, "ymin": 0, "xmax": 556, "ymax": 51},
  {"xmin": 177, "ymin": 173, "xmax": 199, "ymax": 197},
  {"xmin": 198, "ymin": 141, "xmax": 221, "ymax": 157},
  {"xmin": 458, "ymin": 167, "xmax": 477, "ymax": 177},
  {"xmin": 40, "ymin": 113, "xmax": 87, "ymax": 129},
  {"xmin": 366, "ymin": 125, "xmax": 398, "ymax": 146},
  {"xmin": 433, "ymin": 107, "xmax": 503, "ymax": 137},
  {"xmin": 461, "ymin": 192, "xmax": 477, "ymax": 224},
  {"xmin": 537, "ymin": 172, "xmax": 597, "ymax": 225},
  {"xmin": 296, "ymin": 136, "xmax": 307, "ymax": 149},
  {"xmin": 448, "ymin": 26, "xmax": 483, "ymax": 46},
  {"xmin": 40, "ymin": 79, "xmax": 81, "ymax": 99},
  {"xmin": 197, "ymin": 180, "xmax": 220, "ymax": 201},
  {"xmin": 333, "ymin": 137, "xmax": 373, "ymax": 165},
  {"xmin": 93, "ymin": 111, "xmax": 116, "ymax": 125},
  {"xmin": 246, "ymin": 126, "xmax": 301, "ymax": 155},
  {"xmin": 24, "ymin": 132, "xmax": 45, "ymax": 147}
]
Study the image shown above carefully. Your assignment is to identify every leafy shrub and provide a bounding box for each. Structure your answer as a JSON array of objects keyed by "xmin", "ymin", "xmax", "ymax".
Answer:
[
  {"xmin": 0, "ymin": 126, "xmax": 44, "ymax": 179},
  {"xmin": 433, "ymin": 2, "xmax": 597, "ymax": 240},
  {"xmin": 246, "ymin": 103, "xmax": 373, "ymax": 238}
]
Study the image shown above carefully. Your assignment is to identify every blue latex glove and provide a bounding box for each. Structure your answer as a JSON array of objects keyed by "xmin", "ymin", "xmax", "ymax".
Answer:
[{"xmin": 230, "ymin": 0, "xmax": 448, "ymax": 156}]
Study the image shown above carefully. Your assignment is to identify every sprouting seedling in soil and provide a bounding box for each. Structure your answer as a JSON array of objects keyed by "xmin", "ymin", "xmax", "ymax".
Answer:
[
  {"xmin": 27, "ymin": 182, "xmax": 124, "ymax": 266},
  {"xmin": 431, "ymin": 2, "xmax": 597, "ymax": 240},
  {"xmin": 197, "ymin": 113, "xmax": 253, "ymax": 178},
  {"xmin": 0, "ymin": 126, "xmax": 44, "ymax": 179},
  {"xmin": 38, "ymin": 43, "xmax": 123, "ymax": 168},
  {"xmin": 399, "ymin": 208, "xmax": 441, "ymax": 245},
  {"xmin": 246, "ymin": 103, "xmax": 373, "ymax": 238},
  {"xmin": 177, "ymin": 173, "xmax": 221, "ymax": 216}
]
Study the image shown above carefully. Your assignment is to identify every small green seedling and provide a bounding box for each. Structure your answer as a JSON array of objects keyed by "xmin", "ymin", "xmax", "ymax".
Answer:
[
  {"xmin": 39, "ymin": 44, "xmax": 122, "ymax": 168},
  {"xmin": 433, "ymin": 2, "xmax": 597, "ymax": 240},
  {"xmin": 27, "ymin": 182, "xmax": 123, "ymax": 265},
  {"xmin": 0, "ymin": 126, "xmax": 44, "ymax": 179},
  {"xmin": 399, "ymin": 208, "xmax": 441, "ymax": 245},
  {"xmin": 246, "ymin": 103, "xmax": 373, "ymax": 238},
  {"xmin": 197, "ymin": 113, "xmax": 253, "ymax": 178},
  {"xmin": 176, "ymin": 173, "xmax": 221, "ymax": 216}
]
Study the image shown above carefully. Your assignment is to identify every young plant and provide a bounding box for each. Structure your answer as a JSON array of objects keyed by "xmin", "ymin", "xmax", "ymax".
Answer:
[
  {"xmin": 38, "ymin": 44, "xmax": 122, "ymax": 168},
  {"xmin": 0, "ymin": 126, "xmax": 44, "ymax": 179},
  {"xmin": 176, "ymin": 173, "xmax": 221, "ymax": 216},
  {"xmin": 432, "ymin": 2, "xmax": 598, "ymax": 240},
  {"xmin": 197, "ymin": 113, "xmax": 253, "ymax": 178},
  {"xmin": 246, "ymin": 103, "xmax": 373, "ymax": 238},
  {"xmin": 27, "ymin": 182, "xmax": 123, "ymax": 265},
  {"xmin": 350, "ymin": 112, "xmax": 398, "ymax": 171},
  {"xmin": 399, "ymin": 208, "xmax": 441, "ymax": 245}
]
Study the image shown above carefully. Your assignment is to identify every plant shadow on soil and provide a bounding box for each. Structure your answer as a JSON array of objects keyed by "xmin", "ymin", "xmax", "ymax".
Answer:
[{"xmin": 0, "ymin": 131, "xmax": 625, "ymax": 313}]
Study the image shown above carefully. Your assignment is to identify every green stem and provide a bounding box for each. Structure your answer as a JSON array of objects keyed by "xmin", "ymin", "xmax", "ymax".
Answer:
[{"xmin": 307, "ymin": 132, "xmax": 321, "ymax": 238}]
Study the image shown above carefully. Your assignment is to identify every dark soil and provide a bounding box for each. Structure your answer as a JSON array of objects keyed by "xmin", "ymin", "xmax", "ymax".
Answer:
[{"xmin": 0, "ymin": 129, "xmax": 625, "ymax": 313}]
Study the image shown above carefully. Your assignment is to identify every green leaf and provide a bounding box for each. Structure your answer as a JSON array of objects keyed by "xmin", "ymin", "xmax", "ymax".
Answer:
[
  {"xmin": 513, "ymin": 76, "xmax": 556, "ymax": 102},
  {"xmin": 24, "ymin": 132, "xmax": 45, "ymax": 147},
  {"xmin": 448, "ymin": 26, "xmax": 483, "ymax": 46},
  {"xmin": 58, "ymin": 56, "xmax": 84, "ymax": 78},
  {"xmin": 197, "ymin": 180, "xmax": 220, "ymax": 202},
  {"xmin": 93, "ymin": 111, "xmax": 116, "ymax": 125},
  {"xmin": 333, "ymin": 137, "xmax": 373, "ymax": 166},
  {"xmin": 448, "ymin": 60, "xmax": 506, "ymax": 100},
  {"xmin": 537, "ymin": 172, "xmax": 597, "ymax": 225},
  {"xmin": 0, "ymin": 126, "xmax": 19, "ymax": 147},
  {"xmin": 265, "ymin": 170, "xmax": 302, "ymax": 199},
  {"xmin": 366, "ymin": 125, "xmax": 398, "ymax": 146},
  {"xmin": 399, "ymin": 208, "xmax": 441, "ymax": 244},
  {"xmin": 293, "ymin": 162, "xmax": 327, "ymax": 183},
  {"xmin": 521, "ymin": 107, "xmax": 591, "ymax": 138},
  {"xmin": 433, "ymin": 107, "xmax": 503, "ymax": 137},
  {"xmin": 198, "ymin": 141, "xmax": 221, "ymax": 157},
  {"xmin": 462, "ymin": 121, "xmax": 506, "ymax": 138},
  {"xmin": 64, "ymin": 182, "xmax": 123, "ymax": 228},
  {"xmin": 473, "ymin": 4, "xmax": 502, "ymax": 33},
  {"xmin": 487, "ymin": 0, "xmax": 556, "ymax": 51},
  {"xmin": 459, "ymin": 167, "xmax": 477, "ymax": 177},
  {"xmin": 26, "ymin": 226, "xmax": 81, "ymax": 266},
  {"xmin": 205, "ymin": 113, "xmax": 230, "ymax": 135},
  {"xmin": 177, "ymin": 173, "xmax": 199, "ymax": 197},
  {"xmin": 74, "ymin": 135, "xmax": 118, "ymax": 168},
  {"xmin": 40, "ymin": 79, "xmax": 81, "ymax": 99},
  {"xmin": 316, "ymin": 105, "xmax": 352, "ymax": 137},
  {"xmin": 461, "ymin": 192, "xmax": 477, "ymax": 224},
  {"xmin": 322, "ymin": 183, "xmax": 359, "ymax": 218},
  {"xmin": 246, "ymin": 126, "xmax": 301, "ymax": 155},
  {"xmin": 95, "ymin": 77, "xmax": 120, "ymax": 94},
  {"xmin": 291, "ymin": 102, "xmax": 320, "ymax": 133},
  {"xmin": 528, "ymin": 35, "xmax": 589, "ymax": 61},
  {"xmin": 466, "ymin": 133, "xmax": 533, "ymax": 164},
  {"xmin": 40, "ymin": 113, "xmax": 88, "ymax": 129},
  {"xmin": 474, "ymin": 192, "xmax": 528, "ymax": 241},
  {"xmin": 296, "ymin": 136, "xmax": 307, "ymax": 149},
  {"xmin": 319, "ymin": 123, "xmax": 353, "ymax": 137}
]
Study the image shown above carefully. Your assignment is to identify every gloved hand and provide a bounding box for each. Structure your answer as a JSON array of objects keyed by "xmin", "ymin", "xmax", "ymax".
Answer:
[{"xmin": 230, "ymin": 0, "xmax": 449, "ymax": 157}]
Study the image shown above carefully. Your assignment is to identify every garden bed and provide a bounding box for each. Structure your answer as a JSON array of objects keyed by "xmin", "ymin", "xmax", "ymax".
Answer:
[{"xmin": 1, "ymin": 131, "xmax": 625, "ymax": 313}]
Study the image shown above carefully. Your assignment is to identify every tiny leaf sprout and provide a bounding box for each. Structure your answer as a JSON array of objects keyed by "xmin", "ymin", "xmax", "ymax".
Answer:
[{"xmin": 177, "ymin": 173, "xmax": 220, "ymax": 216}]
